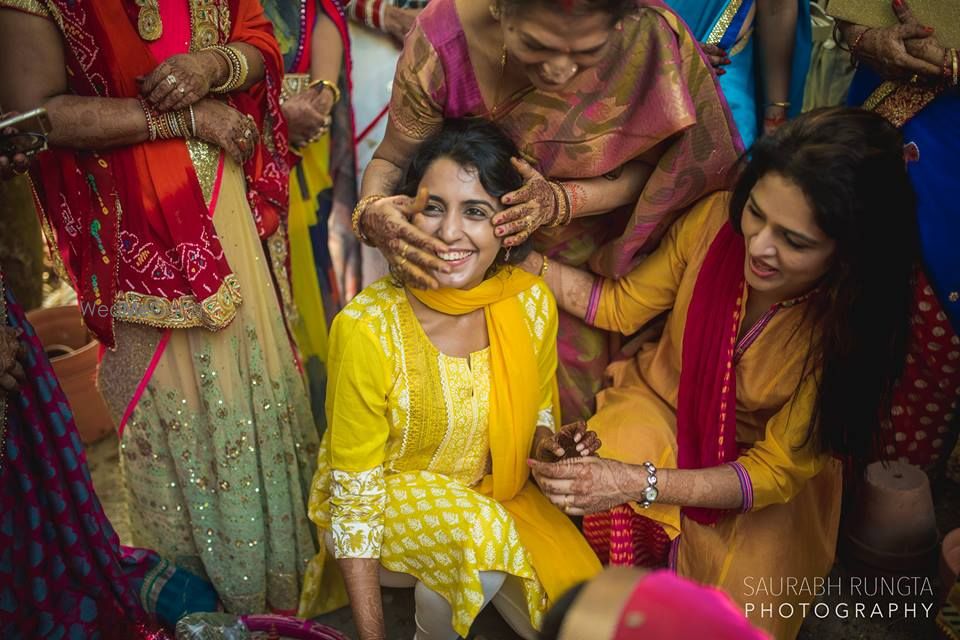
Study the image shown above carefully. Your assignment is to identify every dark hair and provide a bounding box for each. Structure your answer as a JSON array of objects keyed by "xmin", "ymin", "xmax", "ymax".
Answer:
[
  {"xmin": 399, "ymin": 118, "xmax": 531, "ymax": 269},
  {"xmin": 500, "ymin": 0, "xmax": 635, "ymax": 21},
  {"xmin": 729, "ymin": 107, "xmax": 918, "ymax": 479}
]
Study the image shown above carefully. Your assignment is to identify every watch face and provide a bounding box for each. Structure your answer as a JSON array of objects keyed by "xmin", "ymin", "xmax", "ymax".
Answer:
[{"xmin": 643, "ymin": 485, "xmax": 659, "ymax": 503}]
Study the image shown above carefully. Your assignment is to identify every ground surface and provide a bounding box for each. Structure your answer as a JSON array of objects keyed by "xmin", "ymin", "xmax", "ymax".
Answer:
[{"xmin": 87, "ymin": 433, "xmax": 959, "ymax": 639}]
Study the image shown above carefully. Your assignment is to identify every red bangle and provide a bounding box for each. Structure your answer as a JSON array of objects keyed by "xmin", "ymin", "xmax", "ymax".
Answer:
[{"xmin": 851, "ymin": 27, "xmax": 871, "ymax": 58}]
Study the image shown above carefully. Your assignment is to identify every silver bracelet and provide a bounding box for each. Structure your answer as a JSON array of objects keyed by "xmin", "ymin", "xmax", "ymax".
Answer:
[
  {"xmin": 188, "ymin": 104, "xmax": 197, "ymax": 137},
  {"xmin": 638, "ymin": 461, "xmax": 659, "ymax": 508}
]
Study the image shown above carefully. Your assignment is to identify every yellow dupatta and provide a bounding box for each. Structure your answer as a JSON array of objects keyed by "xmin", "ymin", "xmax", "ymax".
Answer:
[{"xmin": 409, "ymin": 268, "xmax": 601, "ymax": 602}]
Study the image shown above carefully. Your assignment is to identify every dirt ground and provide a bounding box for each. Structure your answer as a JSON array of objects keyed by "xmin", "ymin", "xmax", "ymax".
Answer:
[{"xmin": 87, "ymin": 433, "xmax": 959, "ymax": 639}]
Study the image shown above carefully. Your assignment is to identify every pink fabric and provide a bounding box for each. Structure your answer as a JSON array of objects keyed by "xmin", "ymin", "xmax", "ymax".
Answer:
[
  {"xmin": 117, "ymin": 328, "xmax": 172, "ymax": 437},
  {"xmin": 148, "ymin": 2, "xmax": 192, "ymax": 62},
  {"xmin": 613, "ymin": 571, "xmax": 770, "ymax": 639}
]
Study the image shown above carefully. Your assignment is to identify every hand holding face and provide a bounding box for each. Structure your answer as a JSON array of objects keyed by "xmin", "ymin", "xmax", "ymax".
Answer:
[
  {"xmin": 361, "ymin": 187, "xmax": 452, "ymax": 290},
  {"xmin": 492, "ymin": 158, "xmax": 560, "ymax": 248},
  {"xmin": 533, "ymin": 420, "xmax": 602, "ymax": 462},
  {"xmin": 528, "ymin": 456, "xmax": 635, "ymax": 516}
]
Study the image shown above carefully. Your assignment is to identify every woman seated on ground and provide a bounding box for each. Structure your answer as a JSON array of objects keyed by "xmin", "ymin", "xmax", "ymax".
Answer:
[
  {"xmin": 298, "ymin": 120, "xmax": 602, "ymax": 640},
  {"xmin": 526, "ymin": 107, "xmax": 918, "ymax": 639}
]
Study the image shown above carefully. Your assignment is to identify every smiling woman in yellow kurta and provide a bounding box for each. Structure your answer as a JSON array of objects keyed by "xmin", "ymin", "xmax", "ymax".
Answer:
[{"xmin": 297, "ymin": 120, "xmax": 601, "ymax": 638}]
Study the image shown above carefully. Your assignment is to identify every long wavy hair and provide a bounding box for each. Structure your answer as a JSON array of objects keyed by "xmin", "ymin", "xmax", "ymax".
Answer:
[{"xmin": 728, "ymin": 107, "xmax": 919, "ymax": 478}]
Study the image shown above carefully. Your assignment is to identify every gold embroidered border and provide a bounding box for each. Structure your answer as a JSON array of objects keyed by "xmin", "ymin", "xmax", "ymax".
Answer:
[
  {"xmin": 189, "ymin": 0, "xmax": 231, "ymax": 51},
  {"xmin": 0, "ymin": 0, "xmax": 50, "ymax": 18},
  {"xmin": 865, "ymin": 82, "xmax": 941, "ymax": 128},
  {"xmin": 113, "ymin": 274, "xmax": 242, "ymax": 331},
  {"xmin": 266, "ymin": 226, "xmax": 298, "ymax": 328},
  {"xmin": 282, "ymin": 73, "xmax": 311, "ymax": 101},
  {"xmin": 186, "ymin": 139, "xmax": 220, "ymax": 205},
  {"xmin": 728, "ymin": 27, "xmax": 753, "ymax": 58},
  {"xmin": 706, "ymin": 0, "xmax": 743, "ymax": 46}
]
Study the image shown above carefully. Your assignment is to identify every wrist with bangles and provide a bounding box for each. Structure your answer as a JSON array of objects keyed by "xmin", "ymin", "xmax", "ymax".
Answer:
[
  {"xmin": 308, "ymin": 78, "xmax": 341, "ymax": 104},
  {"xmin": 352, "ymin": 194, "xmax": 386, "ymax": 245},
  {"xmin": 205, "ymin": 44, "xmax": 249, "ymax": 94},
  {"xmin": 547, "ymin": 180, "xmax": 573, "ymax": 227},
  {"xmin": 138, "ymin": 97, "xmax": 197, "ymax": 141}
]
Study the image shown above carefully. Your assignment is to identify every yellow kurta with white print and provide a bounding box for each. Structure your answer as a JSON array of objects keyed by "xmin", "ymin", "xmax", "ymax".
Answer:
[{"xmin": 297, "ymin": 277, "xmax": 592, "ymax": 634}]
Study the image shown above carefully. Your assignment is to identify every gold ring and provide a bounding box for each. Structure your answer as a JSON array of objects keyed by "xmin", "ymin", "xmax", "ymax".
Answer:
[
  {"xmin": 178, "ymin": 85, "xmax": 186, "ymax": 94},
  {"xmin": 910, "ymin": 73, "xmax": 919, "ymax": 84},
  {"xmin": 398, "ymin": 255, "xmax": 408, "ymax": 268},
  {"xmin": 400, "ymin": 242, "xmax": 409, "ymax": 259},
  {"xmin": 244, "ymin": 129, "xmax": 252, "ymax": 139},
  {"xmin": 166, "ymin": 74, "xmax": 177, "ymax": 86},
  {"xmin": 12, "ymin": 165, "xmax": 28, "ymax": 176},
  {"xmin": 565, "ymin": 495, "xmax": 573, "ymax": 508}
]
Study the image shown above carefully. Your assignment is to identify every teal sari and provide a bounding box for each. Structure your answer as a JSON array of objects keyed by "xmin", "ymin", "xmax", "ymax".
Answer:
[{"xmin": 669, "ymin": 0, "xmax": 811, "ymax": 148}]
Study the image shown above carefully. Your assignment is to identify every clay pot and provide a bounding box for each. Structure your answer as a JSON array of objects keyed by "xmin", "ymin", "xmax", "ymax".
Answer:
[
  {"xmin": 844, "ymin": 460, "xmax": 939, "ymax": 573},
  {"xmin": 25, "ymin": 305, "xmax": 115, "ymax": 444},
  {"xmin": 942, "ymin": 528, "xmax": 960, "ymax": 599}
]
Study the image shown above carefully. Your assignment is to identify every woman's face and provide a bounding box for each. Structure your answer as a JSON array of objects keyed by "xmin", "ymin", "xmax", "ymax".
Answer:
[
  {"xmin": 740, "ymin": 173, "xmax": 836, "ymax": 301},
  {"xmin": 411, "ymin": 157, "xmax": 504, "ymax": 290},
  {"xmin": 500, "ymin": 5, "xmax": 617, "ymax": 92}
]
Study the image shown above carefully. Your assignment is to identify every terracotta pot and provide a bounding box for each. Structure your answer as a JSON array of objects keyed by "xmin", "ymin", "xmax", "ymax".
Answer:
[
  {"xmin": 844, "ymin": 461, "xmax": 939, "ymax": 573},
  {"xmin": 942, "ymin": 528, "xmax": 960, "ymax": 599},
  {"xmin": 25, "ymin": 305, "xmax": 115, "ymax": 444}
]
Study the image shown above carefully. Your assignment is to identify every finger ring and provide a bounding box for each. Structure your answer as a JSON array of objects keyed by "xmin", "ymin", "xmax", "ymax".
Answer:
[
  {"xmin": 910, "ymin": 73, "xmax": 919, "ymax": 84},
  {"xmin": 244, "ymin": 129, "xmax": 252, "ymax": 139},
  {"xmin": 565, "ymin": 495, "xmax": 573, "ymax": 508},
  {"xmin": 398, "ymin": 255, "xmax": 408, "ymax": 268},
  {"xmin": 166, "ymin": 74, "xmax": 177, "ymax": 86},
  {"xmin": 13, "ymin": 165, "xmax": 28, "ymax": 176},
  {"xmin": 178, "ymin": 85, "xmax": 186, "ymax": 94},
  {"xmin": 400, "ymin": 242, "xmax": 409, "ymax": 259}
]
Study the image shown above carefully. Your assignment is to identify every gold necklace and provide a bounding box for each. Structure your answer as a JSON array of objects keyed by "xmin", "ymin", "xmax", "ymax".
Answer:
[{"xmin": 136, "ymin": 0, "xmax": 163, "ymax": 41}]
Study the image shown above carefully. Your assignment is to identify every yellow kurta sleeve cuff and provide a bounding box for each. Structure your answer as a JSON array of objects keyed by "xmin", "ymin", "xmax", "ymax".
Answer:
[{"xmin": 330, "ymin": 467, "xmax": 386, "ymax": 559}]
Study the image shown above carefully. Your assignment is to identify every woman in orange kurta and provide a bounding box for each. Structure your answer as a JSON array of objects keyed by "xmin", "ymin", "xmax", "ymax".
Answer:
[{"xmin": 528, "ymin": 108, "xmax": 920, "ymax": 639}]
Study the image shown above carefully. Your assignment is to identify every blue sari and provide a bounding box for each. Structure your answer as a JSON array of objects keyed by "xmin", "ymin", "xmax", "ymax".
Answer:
[
  {"xmin": 848, "ymin": 69, "xmax": 960, "ymax": 334},
  {"xmin": 668, "ymin": 0, "xmax": 811, "ymax": 148}
]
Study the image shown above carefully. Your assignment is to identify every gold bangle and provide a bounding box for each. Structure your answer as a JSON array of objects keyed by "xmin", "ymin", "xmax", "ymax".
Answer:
[
  {"xmin": 768, "ymin": 101, "xmax": 791, "ymax": 109},
  {"xmin": 538, "ymin": 254, "xmax": 549, "ymax": 278},
  {"xmin": 952, "ymin": 48, "xmax": 958, "ymax": 87},
  {"xmin": 308, "ymin": 78, "xmax": 341, "ymax": 104},
  {"xmin": 138, "ymin": 97, "xmax": 158, "ymax": 141},
  {"xmin": 352, "ymin": 194, "xmax": 386, "ymax": 245}
]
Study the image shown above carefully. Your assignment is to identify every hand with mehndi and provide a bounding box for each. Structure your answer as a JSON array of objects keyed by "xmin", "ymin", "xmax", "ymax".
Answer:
[
  {"xmin": 0, "ymin": 326, "xmax": 25, "ymax": 393},
  {"xmin": 493, "ymin": 158, "xmax": 561, "ymax": 247},
  {"xmin": 528, "ymin": 456, "xmax": 636, "ymax": 516},
  {"xmin": 701, "ymin": 43, "xmax": 731, "ymax": 75},
  {"xmin": 193, "ymin": 99, "xmax": 259, "ymax": 165},
  {"xmin": 283, "ymin": 91, "xmax": 332, "ymax": 149},
  {"xmin": 844, "ymin": 0, "xmax": 942, "ymax": 81},
  {"xmin": 359, "ymin": 187, "xmax": 452, "ymax": 290},
  {"xmin": 140, "ymin": 52, "xmax": 218, "ymax": 112},
  {"xmin": 534, "ymin": 420, "xmax": 602, "ymax": 463}
]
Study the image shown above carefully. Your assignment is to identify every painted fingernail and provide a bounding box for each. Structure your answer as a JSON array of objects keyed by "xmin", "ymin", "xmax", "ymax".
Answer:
[
  {"xmin": 718, "ymin": 69, "xmax": 726, "ymax": 75},
  {"xmin": 924, "ymin": 26, "xmax": 934, "ymax": 33},
  {"xmin": 723, "ymin": 58, "xmax": 731, "ymax": 64},
  {"xmin": 892, "ymin": 0, "xmax": 901, "ymax": 8}
]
